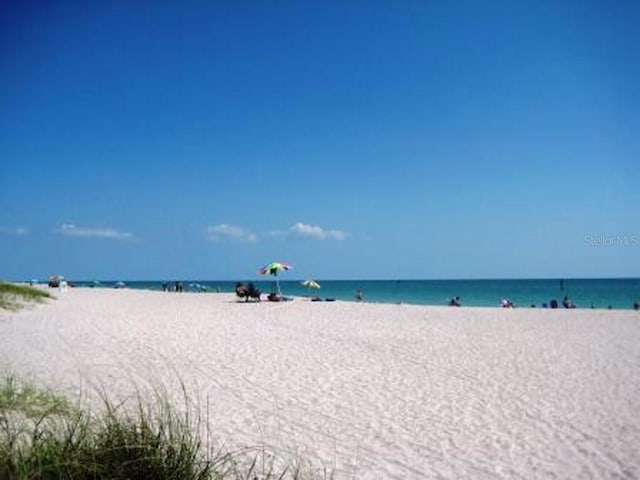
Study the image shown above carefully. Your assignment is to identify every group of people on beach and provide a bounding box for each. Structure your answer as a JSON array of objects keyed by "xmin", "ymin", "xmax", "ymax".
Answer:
[
  {"xmin": 443, "ymin": 295, "xmax": 630, "ymax": 309},
  {"xmin": 504, "ymin": 296, "xmax": 577, "ymax": 309},
  {"xmin": 162, "ymin": 282, "xmax": 184, "ymax": 292},
  {"xmin": 447, "ymin": 296, "xmax": 638, "ymax": 310},
  {"xmin": 166, "ymin": 283, "xmax": 640, "ymax": 310}
]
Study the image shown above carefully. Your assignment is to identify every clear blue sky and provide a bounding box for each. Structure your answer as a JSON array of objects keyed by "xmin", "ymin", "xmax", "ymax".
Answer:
[{"xmin": 1, "ymin": 1, "xmax": 638, "ymax": 280}]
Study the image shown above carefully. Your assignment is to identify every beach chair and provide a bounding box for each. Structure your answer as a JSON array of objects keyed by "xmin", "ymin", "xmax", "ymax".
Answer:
[{"xmin": 235, "ymin": 282, "xmax": 261, "ymax": 302}]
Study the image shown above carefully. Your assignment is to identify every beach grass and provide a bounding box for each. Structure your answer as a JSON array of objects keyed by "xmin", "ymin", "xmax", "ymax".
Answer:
[
  {"xmin": 0, "ymin": 283, "xmax": 50, "ymax": 311},
  {"xmin": 0, "ymin": 373, "xmax": 327, "ymax": 480}
]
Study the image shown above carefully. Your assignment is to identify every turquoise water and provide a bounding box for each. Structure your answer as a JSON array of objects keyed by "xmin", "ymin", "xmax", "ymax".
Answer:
[{"xmin": 71, "ymin": 278, "xmax": 640, "ymax": 310}]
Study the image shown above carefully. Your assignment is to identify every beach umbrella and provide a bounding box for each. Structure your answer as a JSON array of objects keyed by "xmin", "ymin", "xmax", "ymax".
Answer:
[
  {"xmin": 259, "ymin": 262, "xmax": 292, "ymax": 295},
  {"xmin": 48, "ymin": 275, "xmax": 64, "ymax": 287},
  {"xmin": 301, "ymin": 279, "xmax": 320, "ymax": 289},
  {"xmin": 301, "ymin": 279, "xmax": 320, "ymax": 296}
]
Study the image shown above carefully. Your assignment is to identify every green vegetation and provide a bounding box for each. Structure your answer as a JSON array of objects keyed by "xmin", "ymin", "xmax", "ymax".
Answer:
[
  {"xmin": 0, "ymin": 283, "xmax": 50, "ymax": 311},
  {"xmin": 0, "ymin": 374, "xmax": 328, "ymax": 480}
]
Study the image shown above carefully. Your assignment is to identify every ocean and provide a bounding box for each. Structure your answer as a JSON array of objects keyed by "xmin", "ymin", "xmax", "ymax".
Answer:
[{"xmin": 71, "ymin": 278, "xmax": 640, "ymax": 310}]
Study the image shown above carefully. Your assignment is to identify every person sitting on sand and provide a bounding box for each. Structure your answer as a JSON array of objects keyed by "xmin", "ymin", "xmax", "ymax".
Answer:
[
  {"xmin": 448, "ymin": 296, "xmax": 461, "ymax": 307},
  {"xmin": 633, "ymin": 301, "xmax": 639, "ymax": 311},
  {"xmin": 501, "ymin": 298, "xmax": 514, "ymax": 308},
  {"xmin": 562, "ymin": 296, "xmax": 576, "ymax": 309}
]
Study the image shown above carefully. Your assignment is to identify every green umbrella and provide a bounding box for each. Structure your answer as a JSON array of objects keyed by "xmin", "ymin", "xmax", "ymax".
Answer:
[{"xmin": 259, "ymin": 262, "xmax": 292, "ymax": 295}]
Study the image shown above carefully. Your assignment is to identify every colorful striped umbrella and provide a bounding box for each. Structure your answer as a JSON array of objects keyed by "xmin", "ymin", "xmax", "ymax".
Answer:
[{"xmin": 259, "ymin": 262, "xmax": 292, "ymax": 295}]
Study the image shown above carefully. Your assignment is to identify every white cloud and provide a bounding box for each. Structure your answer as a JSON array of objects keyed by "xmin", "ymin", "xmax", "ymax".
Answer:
[
  {"xmin": 205, "ymin": 224, "xmax": 258, "ymax": 243},
  {"xmin": 0, "ymin": 226, "xmax": 29, "ymax": 236},
  {"xmin": 55, "ymin": 224, "xmax": 136, "ymax": 240},
  {"xmin": 272, "ymin": 222, "xmax": 348, "ymax": 241}
]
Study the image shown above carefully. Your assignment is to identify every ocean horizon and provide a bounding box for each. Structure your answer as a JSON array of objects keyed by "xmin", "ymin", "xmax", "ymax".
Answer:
[{"xmin": 52, "ymin": 278, "xmax": 640, "ymax": 310}]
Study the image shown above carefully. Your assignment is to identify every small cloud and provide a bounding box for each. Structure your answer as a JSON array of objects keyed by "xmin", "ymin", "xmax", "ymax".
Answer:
[
  {"xmin": 272, "ymin": 222, "xmax": 348, "ymax": 241},
  {"xmin": 205, "ymin": 224, "xmax": 258, "ymax": 243},
  {"xmin": 0, "ymin": 226, "xmax": 29, "ymax": 236},
  {"xmin": 55, "ymin": 224, "xmax": 136, "ymax": 240}
]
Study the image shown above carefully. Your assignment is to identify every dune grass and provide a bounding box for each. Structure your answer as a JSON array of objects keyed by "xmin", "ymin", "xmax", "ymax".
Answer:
[
  {"xmin": 0, "ymin": 283, "xmax": 51, "ymax": 311},
  {"xmin": 0, "ymin": 374, "xmax": 328, "ymax": 480}
]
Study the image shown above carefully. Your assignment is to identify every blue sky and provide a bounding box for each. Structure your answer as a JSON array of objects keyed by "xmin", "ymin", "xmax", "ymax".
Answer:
[{"xmin": 1, "ymin": 1, "xmax": 639, "ymax": 281}]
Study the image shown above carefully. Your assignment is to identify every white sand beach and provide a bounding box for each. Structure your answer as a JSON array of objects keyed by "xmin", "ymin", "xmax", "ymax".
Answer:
[{"xmin": 1, "ymin": 288, "xmax": 639, "ymax": 479}]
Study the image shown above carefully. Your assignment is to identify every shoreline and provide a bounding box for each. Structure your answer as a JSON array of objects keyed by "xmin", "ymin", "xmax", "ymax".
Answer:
[{"xmin": 33, "ymin": 283, "xmax": 640, "ymax": 311}]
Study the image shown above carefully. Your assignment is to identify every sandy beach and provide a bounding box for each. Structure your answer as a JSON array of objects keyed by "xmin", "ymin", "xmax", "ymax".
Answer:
[{"xmin": 1, "ymin": 288, "xmax": 639, "ymax": 479}]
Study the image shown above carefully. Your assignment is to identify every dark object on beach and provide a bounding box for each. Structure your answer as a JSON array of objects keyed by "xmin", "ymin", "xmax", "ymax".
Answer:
[
  {"xmin": 267, "ymin": 292, "xmax": 284, "ymax": 302},
  {"xmin": 235, "ymin": 282, "xmax": 261, "ymax": 302},
  {"xmin": 355, "ymin": 289, "xmax": 364, "ymax": 302},
  {"xmin": 562, "ymin": 296, "xmax": 576, "ymax": 309},
  {"xmin": 267, "ymin": 292, "xmax": 294, "ymax": 302},
  {"xmin": 246, "ymin": 283, "xmax": 260, "ymax": 301},
  {"xmin": 448, "ymin": 296, "xmax": 461, "ymax": 307},
  {"xmin": 550, "ymin": 299, "xmax": 558, "ymax": 309},
  {"xmin": 633, "ymin": 301, "xmax": 639, "ymax": 311},
  {"xmin": 267, "ymin": 293, "xmax": 281, "ymax": 302},
  {"xmin": 310, "ymin": 297, "xmax": 336, "ymax": 302}
]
